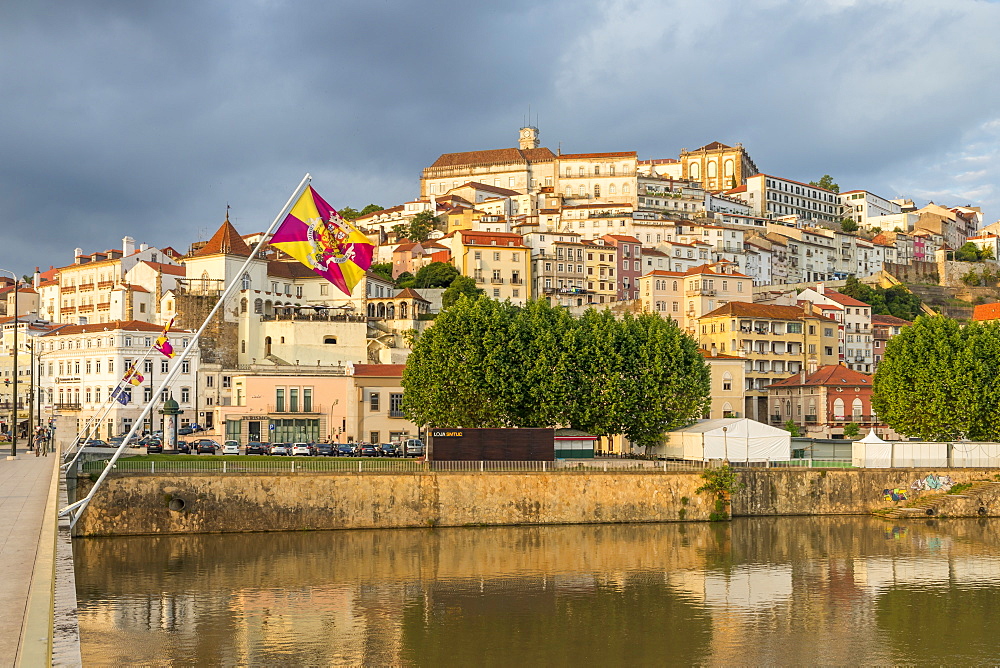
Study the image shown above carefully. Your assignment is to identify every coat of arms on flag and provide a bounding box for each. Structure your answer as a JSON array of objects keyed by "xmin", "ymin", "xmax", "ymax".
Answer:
[
  {"xmin": 268, "ymin": 185, "xmax": 374, "ymax": 295},
  {"xmin": 155, "ymin": 317, "xmax": 176, "ymax": 359}
]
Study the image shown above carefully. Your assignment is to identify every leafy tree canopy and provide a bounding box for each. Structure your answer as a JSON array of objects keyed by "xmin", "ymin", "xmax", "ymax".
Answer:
[
  {"xmin": 339, "ymin": 206, "xmax": 360, "ymax": 221},
  {"xmin": 442, "ymin": 275, "xmax": 484, "ymax": 309},
  {"xmin": 809, "ymin": 175, "xmax": 840, "ymax": 193},
  {"xmin": 359, "ymin": 204, "xmax": 384, "ymax": 216},
  {"xmin": 395, "ymin": 271, "xmax": 415, "ymax": 288},
  {"xmin": 369, "ymin": 262, "xmax": 393, "ymax": 282},
  {"xmin": 839, "ymin": 276, "xmax": 923, "ymax": 322},
  {"xmin": 402, "ymin": 299, "xmax": 710, "ymax": 451},
  {"xmin": 873, "ymin": 316, "xmax": 1000, "ymax": 440},
  {"xmin": 840, "ymin": 218, "xmax": 859, "ymax": 233},
  {"xmin": 413, "ymin": 261, "xmax": 459, "ymax": 289},
  {"xmin": 956, "ymin": 241, "xmax": 993, "ymax": 262}
]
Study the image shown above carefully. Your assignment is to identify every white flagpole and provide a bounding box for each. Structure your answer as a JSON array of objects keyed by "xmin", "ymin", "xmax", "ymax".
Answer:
[
  {"xmin": 61, "ymin": 173, "xmax": 313, "ymax": 526},
  {"xmin": 61, "ymin": 343, "xmax": 159, "ymax": 468}
]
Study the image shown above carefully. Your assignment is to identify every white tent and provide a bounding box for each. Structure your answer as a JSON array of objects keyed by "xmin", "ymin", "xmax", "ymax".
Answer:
[
  {"xmin": 851, "ymin": 430, "xmax": 892, "ymax": 468},
  {"xmin": 660, "ymin": 418, "xmax": 791, "ymax": 462}
]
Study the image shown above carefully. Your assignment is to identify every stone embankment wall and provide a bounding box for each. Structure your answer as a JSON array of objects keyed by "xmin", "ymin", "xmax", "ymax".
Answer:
[
  {"xmin": 73, "ymin": 472, "xmax": 712, "ymax": 537},
  {"xmin": 73, "ymin": 468, "xmax": 1000, "ymax": 537}
]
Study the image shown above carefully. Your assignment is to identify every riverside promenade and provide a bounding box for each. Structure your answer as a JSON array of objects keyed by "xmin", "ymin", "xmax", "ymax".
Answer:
[{"xmin": 0, "ymin": 448, "xmax": 70, "ymax": 666}]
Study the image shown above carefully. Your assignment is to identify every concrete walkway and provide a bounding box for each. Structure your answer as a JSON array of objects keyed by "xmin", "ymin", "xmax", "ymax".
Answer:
[{"xmin": 0, "ymin": 452, "xmax": 55, "ymax": 666}]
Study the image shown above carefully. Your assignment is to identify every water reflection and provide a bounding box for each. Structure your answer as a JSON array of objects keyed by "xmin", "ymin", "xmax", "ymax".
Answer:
[{"xmin": 75, "ymin": 518, "xmax": 1000, "ymax": 666}]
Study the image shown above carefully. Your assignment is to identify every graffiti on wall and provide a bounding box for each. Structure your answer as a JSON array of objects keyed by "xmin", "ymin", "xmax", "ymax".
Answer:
[
  {"xmin": 882, "ymin": 488, "xmax": 908, "ymax": 502},
  {"xmin": 911, "ymin": 473, "xmax": 953, "ymax": 492}
]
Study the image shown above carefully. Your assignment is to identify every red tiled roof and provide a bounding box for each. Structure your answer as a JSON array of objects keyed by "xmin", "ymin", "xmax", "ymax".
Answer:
[
  {"xmin": 688, "ymin": 141, "xmax": 732, "ymax": 152},
  {"xmin": 140, "ymin": 261, "xmax": 185, "ymax": 275},
  {"xmin": 701, "ymin": 301, "xmax": 835, "ymax": 322},
  {"xmin": 459, "ymin": 182, "xmax": 521, "ymax": 196},
  {"xmin": 194, "ymin": 218, "xmax": 253, "ymax": 257},
  {"xmin": 698, "ymin": 349, "xmax": 744, "ymax": 360},
  {"xmin": 559, "ymin": 151, "xmax": 637, "ymax": 160},
  {"xmin": 267, "ymin": 261, "xmax": 318, "ymax": 279},
  {"xmin": 352, "ymin": 363, "xmax": 405, "ymax": 377},
  {"xmin": 768, "ymin": 364, "xmax": 873, "ymax": 388},
  {"xmin": 973, "ymin": 303, "xmax": 1000, "ymax": 321},
  {"xmin": 822, "ymin": 291, "xmax": 870, "ymax": 308},
  {"xmin": 429, "ymin": 147, "xmax": 556, "ymax": 168},
  {"xmin": 602, "ymin": 234, "xmax": 641, "ymax": 244},
  {"xmin": 682, "ymin": 262, "xmax": 750, "ymax": 278},
  {"xmin": 872, "ymin": 314, "xmax": 912, "ymax": 326}
]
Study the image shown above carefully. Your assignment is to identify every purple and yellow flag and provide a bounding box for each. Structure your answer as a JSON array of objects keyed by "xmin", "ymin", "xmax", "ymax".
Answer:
[
  {"xmin": 124, "ymin": 364, "xmax": 144, "ymax": 387},
  {"xmin": 155, "ymin": 317, "xmax": 176, "ymax": 359},
  {"xmin": 269, "ymin": 185, "xmax": 374, "ymax": 295}
]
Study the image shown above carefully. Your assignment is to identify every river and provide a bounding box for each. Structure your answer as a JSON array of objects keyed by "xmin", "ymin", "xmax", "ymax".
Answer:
[{"xmin": 74, "ymin": 517, "xmax": 1000, "ymax": 666}]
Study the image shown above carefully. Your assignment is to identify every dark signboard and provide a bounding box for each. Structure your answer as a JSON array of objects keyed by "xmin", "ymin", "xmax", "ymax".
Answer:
[{"xmin": 428, "ymin": 428, "xmax": 554, "ymax": 461}]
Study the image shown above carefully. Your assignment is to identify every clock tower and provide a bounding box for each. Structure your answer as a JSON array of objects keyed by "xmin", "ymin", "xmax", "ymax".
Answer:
[{"xmin": 518, "ymin": 125, "xmax": 539, "ymax": 150}]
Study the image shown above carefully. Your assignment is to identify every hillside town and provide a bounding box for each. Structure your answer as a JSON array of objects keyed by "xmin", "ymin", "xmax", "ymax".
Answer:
[{"xmin": 3, "ymin": 127, "xmax": 999, "ymax": 449}]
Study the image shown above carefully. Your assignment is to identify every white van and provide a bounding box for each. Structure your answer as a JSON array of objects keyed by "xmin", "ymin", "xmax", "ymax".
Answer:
[{"xmin": 402, "ymin": 439, "xmax": 424, "ymax": 457}]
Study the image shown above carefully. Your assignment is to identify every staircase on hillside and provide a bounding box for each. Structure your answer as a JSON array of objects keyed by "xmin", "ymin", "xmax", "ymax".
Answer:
[{"xmin": 880, "ymin": 481, "xmax": 1000, "ymax": 519}]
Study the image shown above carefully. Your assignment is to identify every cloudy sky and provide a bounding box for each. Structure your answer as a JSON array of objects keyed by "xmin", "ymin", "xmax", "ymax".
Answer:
[{"xmin": 3, "ymin": 0, "xmax": 1000, "ymax": 276}]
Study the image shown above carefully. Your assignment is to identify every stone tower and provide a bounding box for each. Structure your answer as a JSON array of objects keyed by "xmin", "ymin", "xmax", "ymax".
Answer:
[{"xmin": 519, "ymin": 125, "xmax": 539, "ymax": 150}]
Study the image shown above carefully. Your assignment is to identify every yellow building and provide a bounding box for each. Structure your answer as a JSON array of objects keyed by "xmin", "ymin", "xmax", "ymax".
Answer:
[
  {"xmin": 679, "ymin": 141, "xmax": 759, "ymax": 191},
  {"xmin": 582, "ymin": 241, "xmax": 617, "ymax": 305},
  {"xmin": 699, "ymin": 349, "xmax": 746, "ymax": 419},
  {"xmin": 696, "ymin": 302, "xmax": 840, "ymax": 421},
  {"xmin": 440, "ymin": 230, "xmax": 531, "ymax": 304},
  {"xmin": 638, "ymin": 261, "xmax": 753, "ymax": 334}
]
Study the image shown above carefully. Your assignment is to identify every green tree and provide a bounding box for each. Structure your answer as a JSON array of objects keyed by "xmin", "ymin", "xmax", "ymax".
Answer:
[
  {"xmin": 873, "ymin": 316, "xmax": 1000, "ymax": 440},
  {"xmin": 442, "ymin": 275, "xmax": 484, "ymax": 309},
  {"xmin": 956, "ymin": 242, "xmax": 981, "ymax": 262},
  {"xmin": 783, "ymin": 419, "xmax": 800, "ymax": 437},
  {"xmin": 360, "ymin": 204, "xmax": 384, "ymax": 216},
  {"xmin": 338, "ymin": 206, "xmax": 360, "ymax": 221},
  {"xmin": 809, "ymin": 175, "xmax": 840, "ymax": 193},
  {"xmin": 407, "ymin": 211, "xmax": 440, "ymax": 242},
  {"xmin": 840, "ymin": 277, "xmax": 923, "ymax": 322},
  {"xmin": 401, "ymin": 301, "xmax": 710, "ymax": 445},
  {"xmin": 840, "ymin": 218, "xmax": 859, "ymax": 233},
  {"xmin": 843, "ymin": 422, "xmax": 860, "ymax": 439},
  {"xmin": 413, "ymin": 262, "xmax": 460, "ymax": 289},
  {"xmin": 369, "ymin": 262, "xmax": 393, "ymax": 282},
  {"xmin": 395, "ymin": 271, "xmax": 415, "ymax": 288}
]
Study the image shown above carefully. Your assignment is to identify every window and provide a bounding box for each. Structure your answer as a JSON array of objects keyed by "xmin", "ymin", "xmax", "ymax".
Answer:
[
  {"xmin": 275, "ymin": 388, "xmax": 285, "ymax": 412},
  {"xmin": 161, "ymin": 360, "xmax": 169, "ymax": 374},
  {"xmin": 182, "ymin": 360, "xmax": 190, "ymax": 374},
  {"xmin": 290, "ymin": 388, "xmax": 299, "ymax": 412},
  {"xmin": 324, "ymin": 336, "xmax": 337, "ymax": 344},
  {"xmin": 222, "ymin": 376, "xmax": 231, "ymax": 388},
  {"xmin": 181, "ymin": 387, "xmax": 190, "ymax": 403},
  {"xmin": 370, "ymin": 392, "xmax": 380, "ymax": 411},
  {"xmin": 370, "ymin": 431, "xmax": 380, "ymax": 444},
  {"xmin": 320, "ymin": 284, "xmax": 329, "ymax": 296},
  {"xmin": 304, "ymin": 388, "xmax": 313, "ymax": 412},
  {"xmin": 389, "ymin": 393, "xmax": 404, "ymax": 417},
  {"xmin": 493, "ymin": 252, "xmax": 501, "ymax": 261},
  {"xmin": 493, "ymin": 288, "xmax": 501, "ymax": 297},
  {"xmin": 143, "ymin": 387, "xmax": 152, "ymax": 402},
  {"xmin": 206, "ymin": 376, "xmax": 214, "ymax": 388},
  {"xmin": 296, "ymin": 286, "xmax": 303, "ymax": 298}
]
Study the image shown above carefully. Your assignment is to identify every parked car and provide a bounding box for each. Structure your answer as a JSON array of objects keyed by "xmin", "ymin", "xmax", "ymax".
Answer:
[
  {"xmin": 146, "ymin": 440, "xmax": 163, "ymax": 454},
  {"xmin": 222, "ymin": 441, "xmax": 240, "ymax": 455},
  {"xmin": 290, "ymin": 443, "xmax": 312, "ymax": 456},
  {"xmin": 402, "ymin": 439, "xmax": 424, "ymax": 457},
  {"xmin": 269, "ymin": 443, "xmax": 288, "ymax": 456},
  {"xmin": 178, "ymin": 426, "xmax": 194, "ymax": 436},
  {"xmin": 175, "ymin": 440, "xmax": 191, "ymax": 454},
  {"xmin": 197, "ymin": 440, "xmax": 219, "ymax": 454},
  {"xmin": 314, "ymin": 443, "xmax": 335, "ymax": 457},
  {"xmin": 336, "ymin": 443, "xmax": 355, "ymax": 457},
  {"xmin": 108, "ymin": 436, "xmax": 125, "ymax": 447},
  {"xmin": 359, "ymin": 443, "xmax": 379, "ymax": 457},
  {"xmin": 380, "ymin": 443, "xmax": 400, "ymax": 457},
  {"xmin": 83, "ymin": 439, "xmax": 109, "ymax": 448},
  {"xmin": 246, "ymin": 442, "xmax": 268, "ymax": 455}
]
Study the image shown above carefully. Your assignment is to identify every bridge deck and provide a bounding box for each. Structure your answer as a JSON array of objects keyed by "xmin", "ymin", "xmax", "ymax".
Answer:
[{"xmin": 0, "ymin": 452, "xmax": 56, "ymax": 665}]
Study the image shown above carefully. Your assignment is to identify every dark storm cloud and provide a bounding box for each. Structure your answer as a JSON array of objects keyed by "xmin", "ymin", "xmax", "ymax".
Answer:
[{"xmin": 2, "ymin": 0, "xmax": 1000, "ymax": 275}]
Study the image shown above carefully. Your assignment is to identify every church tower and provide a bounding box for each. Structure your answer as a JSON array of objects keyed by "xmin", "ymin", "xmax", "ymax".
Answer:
[{"xmin": 519, "ymin": 125, "xmax": 539, "ymax": 150}]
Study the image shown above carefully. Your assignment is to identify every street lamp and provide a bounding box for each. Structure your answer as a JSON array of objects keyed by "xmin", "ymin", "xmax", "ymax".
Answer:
[
  {"xmin": 0, "ymin": 269, "xmax": 18, "ymax": 458},
  {"xmin": 722, "ymin": 425, "xmax": 729, "ymax": 464}
]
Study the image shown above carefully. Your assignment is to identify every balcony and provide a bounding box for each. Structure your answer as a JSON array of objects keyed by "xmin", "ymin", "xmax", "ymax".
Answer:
[
  {"xmin": 832, "ymin": 415, "xmax": 879, "ymax": 425},
  {"xmin": 389, "ymin": 409, "xmax": 406, "ymax": 418},
  {"xmin": 53, "ymin": 403, "xmax": 81, "ymax": 411},
  {"xmin": 770, "ymin": 414, "xmax": 783, "ymax": 424},
  {"xmin": 96, "ymin": 302, "xmax": 110, "ymax": 310},
  {"xmin": 97, "ymin": 280, "xmax": 114, "ymax": 289},
  {"xmin": 0, "ymin": 401, "xmax": 26, "ymax": 411},
  {"xmin": 491, "ymin": 277, "xmax": 505, "ymax": 284},
  {"xmin": 266, "ymin": 404, "xmax": 324, "ymax": 415},
  {"xmin": 78, "ymin": 283, "xmax": 95, "ymax": 291},
  {"xmin": 805, "ymin": 415, "xmax": 818, "ymax": 424},
  {"xmin": 510, "ymin": 277, "xmax": 523, "ymax": 285},
  {"xmin": 685, "ymin": 289, "xmax": 716, "ymax": 297},
  {"xmin": 61, "ymin": 285, "xmax": 76, "ymax": 294}
]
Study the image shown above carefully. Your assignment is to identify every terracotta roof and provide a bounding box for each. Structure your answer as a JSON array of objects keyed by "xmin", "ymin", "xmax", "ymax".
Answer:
[
  {"xmin": 723, "ymin": 185, "xmax": 747, "ymax": 194},
  {"xmin": 642, "ymin": 270, "xmax": 686, "ymax": 277},
  {"xmin": 351, "ymin": 363, "xmax": 405, "ymax": 377},
  {"xmin": 602, "ymin": 234, "xmax": 641, "ymax": 244},
  {"xmin": 394, "ymin": 288, "xmax": 430, "ymax": 302},
  {"xmin": 822, "ymin": 291, "xmax": 870, "ymax": 308},
  {"xmin": 429, "ymin": 147, "xmax": 555, "ymax": 168},
  {"xmin": 459, "ymin": 182, "xmax": 521, "ymax": 197},
  {"xmin": 193, "ymin": 218, "xmax": 253, "ymax": 257},
  {"xmin": 40, "ymin": 320, "xmax": 190, "ymax": 336},
  {"xmin": 700, "ymin": 301, "xmax": 833, "ymax": 321},
  {"xmin": 267, "ymin": 260, "xmax": 318, "ymax": 279},
  {"xmin": 973, "ymin": 303, "xmax": 1000, "ymax": 321},
  {"xmin": 872, "ymin": 314, "xmax": 912, "ymax": 326},
  {"xmin": 682, "ymin": 262, "xmax": 750, "ymax": 278},
  {"xmin": 688, "ymin": 141, "xmax": 733, "ymax": 152},
  {"xmin": 768, "ymin": 364, "xmax": 873, "ymax": 388},
  {"xmin": 140, "ymin": 261, "xmax": 185, "ymax": 275},
  {"xmin": 698, "ymin": 349, "xmax": 744, "ymax": 360}
]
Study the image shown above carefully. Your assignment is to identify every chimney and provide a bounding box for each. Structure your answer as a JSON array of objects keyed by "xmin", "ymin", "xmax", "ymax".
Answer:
[
  {"xmin": 123, "ymin": 236, "xmax": 135, "ymax": 256},
  {"xmin": 710, "ymin": 343, "xmax": 718, "ymax": 357},
  {"xmin": 817, "ymin": 282, "xmax": 825, "ymax": 294},
  {"xmin": 32, "ymin": 267, "xmax": 40, "ymax": 290},
  {"xmin": 139, "ymin": 243, "xmax": 149, "ymax": 252},
  {"xmin": 800, "ymin": 367, "xmax": 806, "ymax": 384},
  {"xmin": 74, "ymin": 248, "xmax": 84, "ymax": 264}
]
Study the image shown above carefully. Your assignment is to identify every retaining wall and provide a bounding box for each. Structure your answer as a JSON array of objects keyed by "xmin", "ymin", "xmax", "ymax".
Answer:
[{"xmin": 72, "ymin": 467, "xmax": 1000, "ymax": 537}]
